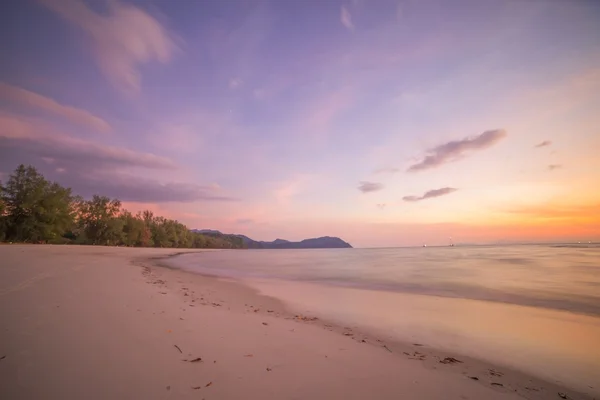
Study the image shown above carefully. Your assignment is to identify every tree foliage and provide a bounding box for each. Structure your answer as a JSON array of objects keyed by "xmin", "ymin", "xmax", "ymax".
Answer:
[{"xmin": 0, "ymin": 164, "xmax": 245, "ymax": 249}]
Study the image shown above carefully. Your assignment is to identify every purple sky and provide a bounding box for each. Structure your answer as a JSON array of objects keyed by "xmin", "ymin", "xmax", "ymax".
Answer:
[{"xmin": 1, "ymin": 0, "xmax": 599, "ymax": 247}]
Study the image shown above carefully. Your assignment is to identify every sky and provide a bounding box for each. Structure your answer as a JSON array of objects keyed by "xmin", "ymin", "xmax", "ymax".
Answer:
[{"xmin": 0, "ymin": 0, "xmax": 599, "ymax": 247}]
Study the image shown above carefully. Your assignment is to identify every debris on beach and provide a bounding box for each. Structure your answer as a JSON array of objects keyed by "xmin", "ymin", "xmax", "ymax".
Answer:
[
  {"xmin": 205, "ymin": 382, "xmax": 213, "ymax": 387},
  {"xmin": 491, "ymin": 382, "xmax": 504, "ymax": 387},
  {"xmin": 183, "ymin": 357, "xmax": 202, "ymax": 363},
  {"xmin": 383, "ymin": 345, "xmax": 392, "ymax": 353},
  {"xmin": 489, "ymin": 369, "xmax": 504, "ymax": 377},
  {"xmin": 0, "ymin": 355, "xmax": 6, "ymax": 361},
  {"xmin": 166, "ymin": 386, "xmax": 171, "ymax": 391},
  {"xmin": 295, "ymin": 315, "xmax": 318, "ymax": 321},
  {"xmin": 192, "ymin": 386, "xmax": 202, "ymax": 390},
  {"xmin": 266, "ymin": 367, "xmax": 272, "ymax": 371},
  {"xmin": 439, "ymin": 357, "xmax": 462, "ymax": 364},
  {"xmin": 174, "ymin": 345, "xmax": 182, "ymax": 353},
  {"xmin": 409, "ymin": 351, "xmax": 425, "ymax": 360},
  {"xmin": 262, "ymin": 322, "xmax": 268, "ymax": 326},
  {"xmin": 244, "ymin": 354, "xmax": 253, "ymax": 357},
  {"xmin": 558, "ymin": 393, "xmax": 568, "ymax": 399},
  {"xmin": 469, "ymin": 376, "xmax": 479, "ymax": 380},
  {"xmin": 343, "ymin": 332, "xmax": 353, "ymax": 336},
  {"xmin": 413, "ymin": 343, "xmax": 424, "ymax": 347}
]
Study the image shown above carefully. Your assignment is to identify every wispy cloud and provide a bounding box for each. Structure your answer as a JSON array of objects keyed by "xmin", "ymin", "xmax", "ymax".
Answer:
[
  {"xmin": 358, "ymin": 181, "xmax": 383, "ymax": 193},
  {"xmin": 403, "ymin": 187, "xmax": 457, "ymax": 202},
  {"xmin": 535, "ymin": 140, "xmax": 552, "ymax": 148},
  {"xmin": 0, "ymin": 114, "xmax": 175, "ymax": 170},
  {"xmin": 0, "ymin": 83, "xmax": 111, "ymax": 133},
  {"xmin": 340, "ymin": 5, "xmax": 354, "ymax": 30},
  {"xmin": 0, "ymin": 114, "xmax": 237, "ymax": 203},
  {"xmin": 65, "ymin": 172, "xmax": 238, "ymax": 203},
  {"xmin": 548, "ymin": 164, "xmax": 563, "ymax": 171},
  {"xmin": 229, "ymin": 78, "xmax": 242, "ymax": 89},
  {"xmin": 374, "ymin": 167, "xmax": 399, "ymax": 174},
  {"xmin": 40, "ymin": 0, "xmax": 178, "ymax": 93},
  {"xmin": 236, "ymin": 218, "xmax": 254, "ymax": 225},
  {"xmin": 407, "ymin": 129, "xmax": 507, "ymax": 172}
]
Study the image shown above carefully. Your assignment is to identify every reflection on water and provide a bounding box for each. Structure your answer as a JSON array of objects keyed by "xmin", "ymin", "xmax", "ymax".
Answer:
[{"xmin": 167, "ymin": 244, "xmax": 600, "ymax": 395}]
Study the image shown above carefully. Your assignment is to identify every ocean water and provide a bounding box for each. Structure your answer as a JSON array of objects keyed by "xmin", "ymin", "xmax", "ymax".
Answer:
[
  {"xmin": 169, "ymin": 244, "xmax": 600, "ymax": 316},
  {"xmin": 167, "ymin": 245, "xmax": 600, "ymax": 394}
]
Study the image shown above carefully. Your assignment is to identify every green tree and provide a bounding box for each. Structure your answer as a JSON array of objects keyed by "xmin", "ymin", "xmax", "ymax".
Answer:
[
  {"xmin": 0, "ymin": 183, "xmax": 6, "ymax": 241},
  {"xmin": 1, "ymin": 165, "xmax": 75, "ymax": 243},
  {"xmin": 76, "ymin": 195, "xmax": 124, "ymax": 245}
]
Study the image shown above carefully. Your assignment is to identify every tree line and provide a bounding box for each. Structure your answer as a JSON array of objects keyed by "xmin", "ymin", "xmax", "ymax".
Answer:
[{"xmin": 0, "ymin": 165, "xmax": 245, "ymax": 249}]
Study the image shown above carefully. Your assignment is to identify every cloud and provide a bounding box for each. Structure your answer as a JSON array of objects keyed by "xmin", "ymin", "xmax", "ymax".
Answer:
[
  {"xmin": 61, "ymin": 172, "xmax": 238, "ymax": 203},
  {"xmin": 548, "ymin": 164, "xmax": 563, "ymax": 171},
  {"xmin": 403, "ymin": 187, "xmax": 457, "ymax": 202},
  {"xmin": 376, "ymin": 203, "xmax": 386, "ymax": 210},
  {"xmin": 0, "ymin": 83, "xmax": 111, "ymax": 133},
  {"xmin": 374, "ymin": 167, "xmax": 399, "ymax": 174},
  {"xmin": 358, "ymin": 181, "xmax": 384, "ymax": 193},
  {"xmin": 0, "ymin": 114, "xmax": 175, "ymax": 170},
  {"xmin": 340, "ymin": 5, "xmax": 354, "ymax": 30},
  {"xmin": 236, "ymin": 218, "xmax": 254, "ymax": 225},
  {"xmin": 0, "ymin": 115, "xmax": 236, "ymax": 203},
  {"xmin": 535, "ymin": 140, "xmax": 552, "ymax": 148},
  {"xmin": 407, "ymin": 129, "xmax": 507, "ymax": 172},
  {"xmin": 39, "ymin": 0, "xmax": 178, "ymax": 93},
  {"xmin": 229, "ymin": 78, "xmax": 242, "ymax": 89}
]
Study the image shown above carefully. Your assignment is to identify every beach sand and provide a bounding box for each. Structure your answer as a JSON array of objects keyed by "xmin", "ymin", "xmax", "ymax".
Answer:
[{"xmin": 0, "ymin": 245, "xmax": 592, "ymax": 400}]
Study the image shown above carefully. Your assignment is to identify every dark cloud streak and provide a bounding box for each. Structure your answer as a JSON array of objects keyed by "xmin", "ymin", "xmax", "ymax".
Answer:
[
  {"xmin": 535, "ymin": 140, "xmax": 552, "ymax": 148},
  {"xmin": 407, "ymin": 129, "xmax": 507, "ymax": 172},
  {"xmin": 403, "ymin": 187, "xmax": 457, "ymax": 202},
  {"xmin": 358, "ymin": 181, "xmax": 384, "ymax": 193}
]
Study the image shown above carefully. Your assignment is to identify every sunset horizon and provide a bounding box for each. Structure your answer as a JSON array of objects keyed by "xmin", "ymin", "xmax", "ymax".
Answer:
[{"xmin": 1, "ymin": 0, "xmax": 599, "ymax": 248}]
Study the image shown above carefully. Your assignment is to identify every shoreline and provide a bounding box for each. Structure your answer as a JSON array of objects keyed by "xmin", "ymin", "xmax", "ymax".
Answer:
[
  {"xmin": 0, "ymin": 245, "xmax": 594, "ymax": 400},
  {"xmin": 150, "ymin": 251, "xmax": 595, "ymax": 400}
]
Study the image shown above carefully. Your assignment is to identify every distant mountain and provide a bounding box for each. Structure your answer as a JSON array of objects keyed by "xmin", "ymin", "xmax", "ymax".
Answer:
[
  {"xmin": 265, "ymin": 236, "xmax": 352, "ymax": 249},
  {"xmin": 191, "ymin": 229, "xmax": 222, "ymax": 235},
  {"xmin": 191, "ymin": 230, "xmax": 352, "ymax": 249}
]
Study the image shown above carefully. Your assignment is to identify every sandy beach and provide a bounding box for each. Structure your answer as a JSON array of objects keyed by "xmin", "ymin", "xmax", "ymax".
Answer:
[{"xmin": 0, "ymin": 245, "xmax": 593, "ymax": 400}]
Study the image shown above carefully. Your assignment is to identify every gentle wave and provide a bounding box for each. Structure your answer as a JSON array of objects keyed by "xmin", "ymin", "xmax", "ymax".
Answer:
[{"xmin": 167, "ymin": 244, "xmax": 600, "ymax": 316}]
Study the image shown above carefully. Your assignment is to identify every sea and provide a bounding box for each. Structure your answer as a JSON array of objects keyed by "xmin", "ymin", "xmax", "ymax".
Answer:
[{"xmin": 166, "ymin": 244, "xmax": 600, "ymax": 395}]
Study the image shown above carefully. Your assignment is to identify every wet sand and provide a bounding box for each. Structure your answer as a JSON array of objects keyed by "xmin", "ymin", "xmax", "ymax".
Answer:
[{"xmin": 0, "ymin": 245, "xmax": 593, "ymax": 399}]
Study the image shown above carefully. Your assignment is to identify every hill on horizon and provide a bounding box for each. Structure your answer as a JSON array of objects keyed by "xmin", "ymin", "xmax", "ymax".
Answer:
[{"xmin": 190, "ymin": 230, "xmax": 352, "ymax": 249}]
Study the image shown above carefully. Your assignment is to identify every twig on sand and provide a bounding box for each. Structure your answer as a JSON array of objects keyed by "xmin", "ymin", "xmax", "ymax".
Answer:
[
  {"xmin": 439, "ymin": 357, "xmax": 462, "ymax": 364},
  {"xmin": 183, "ymin": 357, "xmax": 202, "ymax": 362},
  {"xmin": 558, "ymin": 393, "xmax": 568, "ymax": 399},
  {"xmin": 383, "ymin": 345, "xmax": 392, "ymax": 353},
  {"xmin": 0, "ymin": 355, "xmax": 6, "ymax": 361},
  {"xmin": 174, "ymin": 345, "xmax": 182, "ymax": 353}
]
